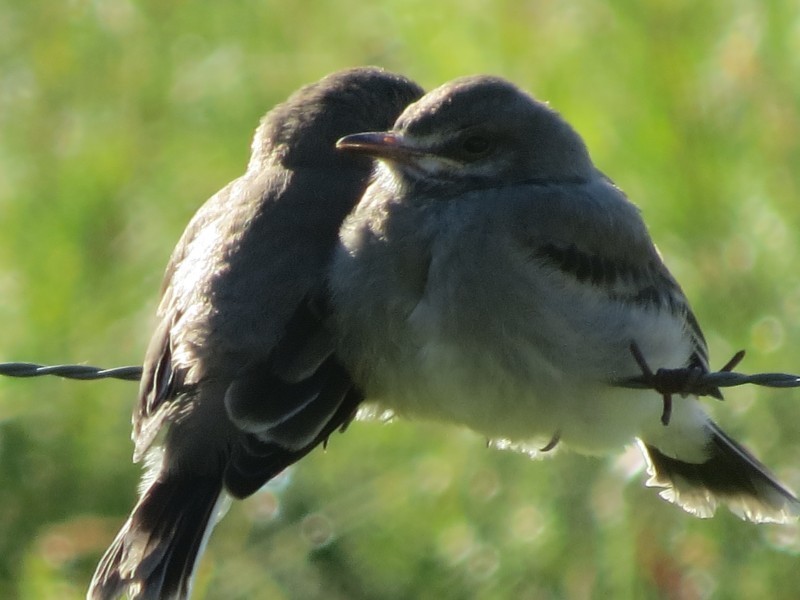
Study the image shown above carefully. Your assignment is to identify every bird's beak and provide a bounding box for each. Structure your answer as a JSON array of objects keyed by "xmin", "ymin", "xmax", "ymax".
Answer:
[{"xmin": 336, "ymin": 132, "xmax": 422, "ymax": 162}]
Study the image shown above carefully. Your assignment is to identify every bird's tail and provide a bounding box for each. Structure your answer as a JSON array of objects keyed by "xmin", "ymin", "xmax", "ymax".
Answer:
[
  {"xmin": 87, "ymin": 471, "xmax": 224, "ymax": 600},
  {"xmin": 639, "ymin": 420, "xmax": 800, "ymax": 523}
]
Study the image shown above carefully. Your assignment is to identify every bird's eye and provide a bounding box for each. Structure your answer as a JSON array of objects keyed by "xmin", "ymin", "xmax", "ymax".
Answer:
[{"xmin": 460, "ymin": 135, "xmax": 492, "ymax": 157}]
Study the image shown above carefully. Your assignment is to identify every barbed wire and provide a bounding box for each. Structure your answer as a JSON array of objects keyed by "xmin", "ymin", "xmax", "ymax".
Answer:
[
  {"xmin": 617, "ymin": 342, "xmax": 800, "ymax": 425},
  {"xmin": 618, "ymin": 368, "xmax": 800, "ymax": 391},
  {"xmin": 0, "ymin": 344, "xmax": 798, "ymax": 420},
  {"xmin": 0, "ymin": 362, "xmax": 142, "ymax": 381}
]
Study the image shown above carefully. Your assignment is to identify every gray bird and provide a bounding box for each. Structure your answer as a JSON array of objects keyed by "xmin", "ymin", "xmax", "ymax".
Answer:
[
  {"xmin": 88, "ymin": 67, "xmax": 423, "ymax": 600},
  {"xmin": 331, "ymin": 75, "xmax": 799, "ymax": 523}
]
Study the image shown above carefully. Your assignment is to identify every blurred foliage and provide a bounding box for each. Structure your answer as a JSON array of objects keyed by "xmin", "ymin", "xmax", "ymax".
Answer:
[{"xmin": 1, "ymin": 0, "xmax": 799, "ymax": 598}]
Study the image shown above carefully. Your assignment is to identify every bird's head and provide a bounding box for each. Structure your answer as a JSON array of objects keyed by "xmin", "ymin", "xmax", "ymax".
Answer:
[
  {"xmin": 250, "ymin": 67, "xmax": 423, "ymax": 171},
  {"xmin": 337, "ymin": 75, "xmax": 595, "ymax": 196}
]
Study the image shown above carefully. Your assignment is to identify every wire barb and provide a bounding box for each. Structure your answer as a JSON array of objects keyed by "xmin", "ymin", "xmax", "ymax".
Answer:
[
  {"xmin": 0, "ymin": 362, "xmax": 142, "ymax": 381},
  {"xmin": 617, "ymin": 341, "xmax": 800, "ymax": 426}
]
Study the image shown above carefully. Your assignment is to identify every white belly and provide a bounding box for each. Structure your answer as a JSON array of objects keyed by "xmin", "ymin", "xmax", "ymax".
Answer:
[{"xmin": 358, "ymin": 300, "xmax": 690, "ymax": 456}]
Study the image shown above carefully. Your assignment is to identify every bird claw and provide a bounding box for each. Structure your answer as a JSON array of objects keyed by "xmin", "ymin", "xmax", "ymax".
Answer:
[
  {"xmin": 540, "ymin": 431, "xmax": 561, "ymax": 452},
  {"xmin": 627, "ymin": 342, "xmax": 745, "ymax": 427}
]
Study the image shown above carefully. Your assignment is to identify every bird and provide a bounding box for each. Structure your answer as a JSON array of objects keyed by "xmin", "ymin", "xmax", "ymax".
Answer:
[
  {"xmin": 87, "ymin": 67, "xmax": 423, "ymax": 600},
  {"xmin": 330, "ymin": 74, "xmax": 800, "ymax": 524}
]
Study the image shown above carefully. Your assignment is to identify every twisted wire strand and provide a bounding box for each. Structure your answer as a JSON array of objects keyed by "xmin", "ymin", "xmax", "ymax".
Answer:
[
  {"xmin": 617, "ymin": 369, "xmax": 800, "ymax": 391},
  {"xmin": 617, "ymin": 343, "xmax": 800, "ymax": 394},
  {"xmin": 0, "ymin": 362, "xmax": 143, "ymax": 381}
]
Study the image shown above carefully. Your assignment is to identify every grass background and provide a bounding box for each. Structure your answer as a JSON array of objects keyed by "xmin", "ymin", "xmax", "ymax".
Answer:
[{"xmin": 1, "ymin": 1, "xmax": 800, "ymax": 598}]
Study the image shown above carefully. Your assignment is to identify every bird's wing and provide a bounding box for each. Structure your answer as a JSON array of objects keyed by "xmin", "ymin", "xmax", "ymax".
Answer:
[
  {"xmin": 133, "ymin": 167, "xmax": 368, "ymax": 465},
  {"xmin": 510, "ymin": 178, "xmax": 710, "ymax": 372},
  {"xmin": 505, "ymin": 180, "xmax": 799, "ymax": 521},
  {"xmin": 530, "ymin": 235, "xmax": 710, "ymax": 371},
  {"xmin": 132, "ymin": 178, "xmax": 242, "ymax": 457}
]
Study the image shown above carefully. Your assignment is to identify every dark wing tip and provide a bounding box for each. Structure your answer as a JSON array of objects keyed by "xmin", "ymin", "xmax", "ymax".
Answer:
[{"xmin": 638, "ymin": 426, "xmax": 800, "ymax": 523}]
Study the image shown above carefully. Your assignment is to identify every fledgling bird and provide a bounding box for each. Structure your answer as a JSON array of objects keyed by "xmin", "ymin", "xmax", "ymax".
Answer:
[
  {"xmin": 88, "ymin": 67, "xmax": 423, "ymax": 600},
  {"xmin": 331, "ymin": 75, "xmax": 799, "ymax": 523}
]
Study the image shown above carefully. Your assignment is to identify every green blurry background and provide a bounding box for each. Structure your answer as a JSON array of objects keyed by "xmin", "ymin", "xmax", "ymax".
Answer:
[{"xmin": 1, "ymin": 1, "xmax": 799, "ymax": 598}]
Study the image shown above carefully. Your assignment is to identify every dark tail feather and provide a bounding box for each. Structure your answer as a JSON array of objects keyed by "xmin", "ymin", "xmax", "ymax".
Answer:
[
  {"xmin": 640, "ymin": 422, "xmax": 800, "ymax": 523},
  {"xmin": 88, "ymin": 472, "xmax": 223, "ymax": 600}
]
